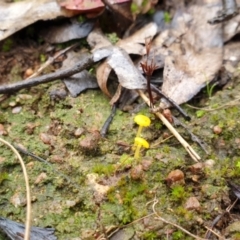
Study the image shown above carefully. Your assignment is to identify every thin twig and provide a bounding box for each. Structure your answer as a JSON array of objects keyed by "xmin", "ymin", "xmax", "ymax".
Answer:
[
  {"xmin": 186, "ymin": 96, "xmax": 240, "ymax": 112},
  {"xmin": 152, "ymin": 198, "xmax": 207, "ymax": 240},
  {"xmin": 137, "ymin": 90, "xmax": 201, "ymax": 162},
  {"xmin": 0, "ymin": 137, "xmax": 31, "ymax": 240},
  {"xmin": 151, "ymin": 84, "xmax": 191, "ymax": 120},
  {"xmin": 0, "ymin": 54, "xmax": 94, "ymax": 94},
  {"xmin": 27, "ymin": 43, "xmax": 79, "ymax": 79},
  {"xmin": 204, "ymin": 226, "xmax": 224, "ymax": 239}
]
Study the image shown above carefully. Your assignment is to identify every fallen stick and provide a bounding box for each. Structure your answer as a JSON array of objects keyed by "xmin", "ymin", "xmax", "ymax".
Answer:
[
  {"xmin": 27, "ymin": 43, "xmax": 79, "ymax": 79},
  {"xmin": 0, "ymin": 54, "xmax": 94, "ymax": 94},
  {"xmin": 137, "ymin": 90, "xmax": 201, "ymax": 162}
]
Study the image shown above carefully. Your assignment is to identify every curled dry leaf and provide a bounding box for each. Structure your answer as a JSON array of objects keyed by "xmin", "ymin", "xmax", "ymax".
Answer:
[
  {"xmin": 96, "ymin": 62, "xmax": 112, "ymax": 97},
  {"xmin": 88, "ymin": 25, "xmax": 157, "ymax": 98}
]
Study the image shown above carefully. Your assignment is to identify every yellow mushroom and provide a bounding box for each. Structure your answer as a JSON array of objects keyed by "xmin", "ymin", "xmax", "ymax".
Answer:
[
  {"xmin": 134, "ymin": 114, "xmax": 151, "ymax": 138},
  {"xmin": 134, "ymin": 137, "xmax": 149, "ymax": 159}
]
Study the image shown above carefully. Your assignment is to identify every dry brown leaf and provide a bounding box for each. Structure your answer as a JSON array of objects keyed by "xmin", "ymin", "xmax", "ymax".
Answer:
[
  {"xmin": 107, "ymin": 47, "xmax": 146, "ymax": 90},
  {"xmin": 117, "ymin": 22, "xmax": 157, "ymax": 55},
  {"xmin": 160, "ymin": 0, "xmax": 223, "ymax": 108}
]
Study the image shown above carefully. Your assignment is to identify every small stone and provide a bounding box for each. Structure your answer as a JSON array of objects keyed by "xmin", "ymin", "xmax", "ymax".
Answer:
[
  {"xmin": 189, "ymin": 162, "xmax": 204, "ymax": 174},
  {"xmin": 9, "ymin": 101, "xmax": 16, "ymax": 107},
  {"xmin": 25, "ymin": 122, "xmax": 37, "ymax": 135},
  {"xmin": 204, "ymin": 159, "xmax": 215, "ymax": 169},
  {"xmin": 213, "ymin": 125, "xmax": 222, "ymax": 134},
  {"xmin": 166, "ymin": 169, "xmax": 185, "ymax": 186},
  {"xmin": 12, "ymin": 106, "xmax": 22, "ymax": 114},
  {"xmin": 79, "ymin": 130, "xmax": 100, "ymax": 151},
  {"xmin": 74, "ymin": 128, "xmax": 85, "ymax": 137},
  {"xmin": 40, "ymin": 133, "xmax": 54, "ymax": 145},
  {"xmin": 10, "ymin": 192, "xmax": 26, "ymax": 207},
  {"xmin": 130, "ymin": 164, "xmax": 144, "ymax": 180},
  {"xmin": 50, "ymin": 155, "xmax": 64, "ymax": 163},
  {"xmin": 66, "ymin": 200, "xmax": 77, "ymax": 207},
  {"xmin": 17, "ymin": 94, "xmax": 33, "ymax": 100},
  {"xmin": 34, "ymin": 172, "xmax": 47, "ymax": 184},
  {"xmin": 26, "ymin": 162, "xmax": 34, "ymax": 168},
  {"xmin": 185, "ymin": 196, "xmax": 200, "ymax": 210},
  {"xmin": 141, "ymin": 159, "xmax": 153, "ymax": 171},
  {"xmin": 25, "ymin": 68, "xmax": 34, "ymax": 78},
  {"xmin": 0, "ymin": 124, "xmax": 7, "ymax": 135}
]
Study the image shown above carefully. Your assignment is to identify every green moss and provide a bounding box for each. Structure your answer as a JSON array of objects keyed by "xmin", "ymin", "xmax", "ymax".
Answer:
[
  {"xmin": 0, "ymin": 112, "xmax": 8, "ymax": 123},
  {"xmin": 141, "ymin": 231, "xmax": 158, "ymax": 239},
  {"xmin": 170, "ymin": 185, "xmax": 187, "ymax": 202},
  {"xmin": 164, "ymin": 12, "xmax": 171, "ymax": 23},
  {"xmin": 131, "ymin": 2, "xmax": 139, "ymax": 13},
  {"xmin": 0, "ymin": 172, "xmax": 10, "ymax": 184},
  {"xmin": 92, "ymin": 163, "xmax": 115, "ymax": 176},
  {"xmin": 2, "ymin": 39, "xmax": 14, "ymax": 52},
  {"xmin": 106, "ymin": 33, "xmax": 119, "ymax": 44},
  {"xmin": 172, "ymin": 230, "xmax": 185, "ymax": 240}
]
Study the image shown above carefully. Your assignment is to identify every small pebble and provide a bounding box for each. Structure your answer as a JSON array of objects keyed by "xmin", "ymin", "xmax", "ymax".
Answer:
[
  {"xmin": 0, "ymin": 124, "xmax": 7, "ymax": 135},
  {"xmin": 40, "ymin": 132, "xmax": 53, "ymax": 145},
  {"xmin": 204, "ymin": 159, "xmax": 215, "ymax": 169},
  {"xmin": 185, "ymin": 196, "xmax": 200, "ymax": 210},
  {"xmin": 74, "ymin": 128, "xmax": 85, "ymax": 137},
  {"xmin": 166, "ymin": 169, "xmax": 185, "ymax": 186},
  {"xmin": 130, "ymin": 165, "xmax": 144, "ymax": 180},
  {"xmin": 213, "ymin": 125, "xmax": 222, "ymax": 134},
  {"xmin": 9, "ymin": 101, "xmax": 17, "ymax": 107},
  {"xmin": 189, "ymin": 162, "xmax": 204, "ymax": 174},
  {"xmin": 12, "ymin": 106, "xmax": 22, "ymax": 114},
  {"xmin": 34, "ymin": 172, "xmax": 47, "ymax": 184},
  {"xmin": 141, "ymin": 159, "xmax": 153, "ymax": 171},
  {"xmin": 25, "ymin": 68, "xmax": 33, "ymax": 78}
]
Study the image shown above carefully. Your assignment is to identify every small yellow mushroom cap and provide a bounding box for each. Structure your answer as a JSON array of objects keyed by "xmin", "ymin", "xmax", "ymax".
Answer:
[
  {"xmin": 134, "ymin": 115, "xmax": 151, "ymax": 127},
  {"xmin": 134, "ymin": 137, "xmax": 149, "ymax": 148}
]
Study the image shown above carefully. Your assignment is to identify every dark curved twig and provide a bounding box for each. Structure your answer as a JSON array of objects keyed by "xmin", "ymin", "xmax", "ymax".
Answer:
[
  {"xmin": 0, "ymin": 54, "xmax": 94, "ymax": 94},
  {"xmin": 150, "ymin": 84, "xmax": 191, "ymax": 121},
  {"xmin": 100, "ymin": 104, "xmax": 117, "ymax": 137}
]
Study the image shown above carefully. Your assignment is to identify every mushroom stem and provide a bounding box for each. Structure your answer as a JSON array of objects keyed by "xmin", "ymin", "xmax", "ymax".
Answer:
[
  {"xmin": 136, "ymin": 126, "xmax": 143, "ymax": 138},
  {"xmin": 134, "ymin": 137, "xmax": 149, "ymax": 159},
  {"xmin": 134, "ymin": 144, "xmax": 141, "ymax": 159}
]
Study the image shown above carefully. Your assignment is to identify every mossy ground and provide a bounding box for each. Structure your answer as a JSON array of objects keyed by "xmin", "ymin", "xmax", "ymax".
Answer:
[{"xmin": 1, "ymin": 72, "xmax": 240, "ymax": 239}]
